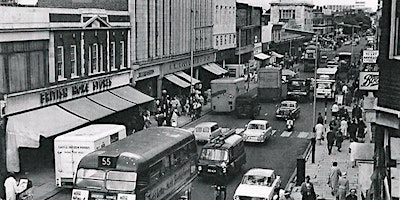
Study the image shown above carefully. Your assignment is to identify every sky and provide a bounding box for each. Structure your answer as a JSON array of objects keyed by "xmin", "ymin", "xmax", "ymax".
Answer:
[{"xmin": 238, "ymin": 0, "xmax": 378, "ymax": 12}]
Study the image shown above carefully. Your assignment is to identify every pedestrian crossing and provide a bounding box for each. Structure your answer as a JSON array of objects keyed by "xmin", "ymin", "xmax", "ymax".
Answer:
[{"xmin": 277, "ymin": 130, "xmax": 313, "ymax": 139}]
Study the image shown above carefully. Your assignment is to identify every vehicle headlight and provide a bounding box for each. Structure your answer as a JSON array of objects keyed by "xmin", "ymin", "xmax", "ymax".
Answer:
[{"xmin": 198, "ymin": 166, "xmax": 202, "ymax": 171}]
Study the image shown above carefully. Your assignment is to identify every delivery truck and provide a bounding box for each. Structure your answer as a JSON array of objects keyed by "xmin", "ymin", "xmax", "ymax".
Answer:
[
  {"xmin": 211, "ymin": 77, "xmax": 247, "ymax": 112},
  {"xmin": 258, "ymin": 67, "xmax": 282, "ymax": 102},
  {"xmin": 54, "ymin": 124, "xmax": 126, "ymax": 187}
]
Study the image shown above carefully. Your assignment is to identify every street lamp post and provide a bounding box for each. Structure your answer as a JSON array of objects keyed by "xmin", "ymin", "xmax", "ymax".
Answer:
[
  {"xmin": 312, "ymin": 37, "xmax": 319, "ymax": 128},
  {"xmin": 190, "ymin": 0, "xmax": 194, "ymax": 99}
]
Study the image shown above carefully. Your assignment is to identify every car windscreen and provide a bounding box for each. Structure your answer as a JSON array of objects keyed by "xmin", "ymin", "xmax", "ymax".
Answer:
[{"xmin": 200, "ymin": 148, "xmax": 228, "ymax": 161}]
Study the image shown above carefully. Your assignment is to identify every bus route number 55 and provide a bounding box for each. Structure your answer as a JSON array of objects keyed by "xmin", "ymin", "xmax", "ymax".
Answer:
[{"xmin": 98, "ymin": 155, "xmax": 118, "ymax": 168}]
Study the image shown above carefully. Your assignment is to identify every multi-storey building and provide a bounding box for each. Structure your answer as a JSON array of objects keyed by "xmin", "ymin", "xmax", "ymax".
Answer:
[
  {"xmin": 0, "ymin": 6, "xmax": 154, "ymax": 173},
  {"xmin": 325, "ymin": 4, "xmax": 355, "ymax": 12},
  {"xmin": 213, "ymin": 0, "xmax": 237, "ymax": 65},
  {"xmin": 312, "ymin": 6, "xmax": 335, "ymax": 35},
  {"xmin": 130, "ymin": 0, "xmax": 217, "ymax": 98},
  {"xmin": 270, "ymin": 0, "xmax": 314, "ymax": 32},
  {"xmin": 370, "ymin": 0, "xmax": 400, "ymax": 199},
  {"xmin": 236, "ymin": 3, "xmax": 263, "ymax": 72}
]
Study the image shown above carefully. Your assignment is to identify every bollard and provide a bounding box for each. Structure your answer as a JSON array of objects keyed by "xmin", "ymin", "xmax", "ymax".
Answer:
[
  {"xmin": 311, "ymin": 138, "xmax": 316, "ymax": 164},
  {"xmin": 296, "ymin": 156, "xmax": 306, "ymax": 186}
]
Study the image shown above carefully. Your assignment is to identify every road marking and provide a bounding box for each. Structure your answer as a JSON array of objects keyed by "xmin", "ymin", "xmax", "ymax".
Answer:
[
  {"xmin": 280, "ymin": 131, "xmax": 292, "ymax": 137},
  {"xmin": 297, "ymin": 132, "xmax": 310, "ymax": 138},
  {"xmin": 272, "ymin": 129, "xmax": 277, "ymax": 136}
]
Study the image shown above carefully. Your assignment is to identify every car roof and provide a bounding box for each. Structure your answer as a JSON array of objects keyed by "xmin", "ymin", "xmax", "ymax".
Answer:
[
  {"xmin": 281, "ymin": 100, "xmax": 297, "ymax": 104},
  {"xmin": 248, "ymin": 120, "xmax": 269, "ymax": 124},
  {"xmin": 244, "ymin": 168, "xmax": 275, "ymax": 177},
  {"xmin": 195, "ymin": 122, "xmax": 218, "ymax": 127}
]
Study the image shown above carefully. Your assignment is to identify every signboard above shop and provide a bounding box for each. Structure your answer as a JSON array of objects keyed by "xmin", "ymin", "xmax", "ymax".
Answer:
[
  {"xmin": 359, "ymin": 71, "xmax": 379, "ymax": 90},
  {"xmin": 363, "ymin": 50, "xmax": 379, "ymax": 63},
  {"xmin": 5, "ymin": 71, "xmax": 131, "ymax": 115}
]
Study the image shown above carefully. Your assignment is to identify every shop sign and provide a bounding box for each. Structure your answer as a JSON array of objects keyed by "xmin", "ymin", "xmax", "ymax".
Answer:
[
  {"xmin": 134, "ymin": 66, "xmax": 160, "ymax": 81},
  {"xmin": 164, "ymin": 54, "xmax": 214, "ymax": 74},
  {"xmin": 254, "ymin": 42, "xmax": 262, "ymax": 54},
  {"xmin": 5, "ymin": 71, "xmax": 130, "ymax": 115},
  {"xmin": 363, "ymin": 50, "xmax": 379, "ymax": 63},
  {"xmin": 359, "ymin": 72, "xmax": 379, "ymax": 90}
]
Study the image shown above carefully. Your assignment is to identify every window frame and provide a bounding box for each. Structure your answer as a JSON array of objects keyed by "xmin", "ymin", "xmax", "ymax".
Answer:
[
  {"xmin": 99, "ymin": 44, "xmax": 104, "ymax": 73},
  {"xmin": 110, "ymin": 42, "xmax": 116, "ymax": 71},
  {"xmin": 91, "ymin": 43, "xmax": 98, "ymax": 74},
  {"xmin": 56, "ymin": 46, "xmax": 65, "ymax": 81},
  {"xmin": 120, "ymin": 41, "xmax": 125, "ymax": 69},
  {"xmin": 70, "ymin": 45, "xmax": 78, "ymax": 78},
  {"xmin": 389, "ymin": 0, "xmax": 400, "ymax": 59}
]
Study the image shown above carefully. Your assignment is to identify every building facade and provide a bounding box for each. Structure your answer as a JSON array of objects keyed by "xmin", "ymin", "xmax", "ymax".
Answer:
[
  {"xmin": 270, "ymin": 0, "xmax": 314, "ymax": 32},
  {"xmin": 213, "ymin": 0, "xmax": 237, "ymax": 65},
  {"xmin": 0, "ymin": 6, "xmax": 154, "ymax": 173},
  {"xmin": 235, "ymin": 3, "xmax": 263, "ymax": 72},
  {"xmin": 312, "ymin": 7, "xmax": 335, "ymax": 35},
  {"xmin": 130, "ymin": 0, "xmax": 217, "ymax": 98},
  {"xmin": 371, "ymin": 0, "xmax": 400, "ymax": 199}
]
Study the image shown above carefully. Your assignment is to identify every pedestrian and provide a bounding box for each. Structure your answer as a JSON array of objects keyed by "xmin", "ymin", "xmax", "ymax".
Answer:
[
  {"xmin": 315, "ymin": 123, "xmax": 324, "ymax": 145},
  {"xmin": 317, "ymin": 112, "xmax": 324, "ymax": 124},
  {"xmin": 300, "ymin": 176, "xmax": 316, "ymax": 200},
  {"xmin": 170, "ymin": 109, "xmax": 179, "ymax": 127},
  {"xmin": 357, "ymin": 118, "xmax": 366, "ymax": 142},
  {"xmin": 155, "ymin": 107, "xmax": 164, "ymax": 126},
  {"xmin": 143, "ymin": 110, "xmax": 151, "ymax": 129},
  {"xmin": 327, "ymin": 129, "xmax": 336, "ymax": 155},
  {"xmin": 352, "ymin": 104, "xmax": 362, "ymax": 120},
  {"xmin": 4, "ymin": 172, "xmax": 24, "ymax": 200},
  {"xmin": 329, "ymin": 116, "xmax": 339, "ymax": 133},
  {"xmin": 348, "ymin": 118, "xmax": 358, "ymax": 142},
  {"xmin": 332, "ymin": 102, "xmax": 339, "ymax": 117},
  {"xmin": 337, "ymin": 172, "xmax": 350, "ymax": 200},
  {"xmin": 327, "ymin": 162, "xmax": 342, "ymax": 198},
  {"xmin": 346, "ymin": 188, "xmax": 358, "ymax": 200},
  {"xmin": 336, "ymin": 130, "xmax": 344, "ymax": 152},
  {"xmin": 340, "ymin": 117, "xmax": 348, "ymax": 139}
]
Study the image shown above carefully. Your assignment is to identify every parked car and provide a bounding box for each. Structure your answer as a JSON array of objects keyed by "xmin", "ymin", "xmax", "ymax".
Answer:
[
  {"xmin": 193, "ymin": 122, "xmax": 222, "ymax": 142},
  {"xmin": 233, "ymin": 168, "xmax": 281, "ymax": 200},
  {"xmin": 241, "ymin": 120, "xmax": 272, "ymax": 143},
  {"xmin": 275, "ymin": 100, "xmax": 300, "ymax": 120}
]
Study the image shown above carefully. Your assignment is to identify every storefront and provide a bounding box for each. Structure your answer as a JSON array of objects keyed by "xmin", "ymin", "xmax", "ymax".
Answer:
[
  {"xmin": 4, "ymin": 71, "xmax": 154, "ymax": 172},
  {"xmin": 133, "ymin": 65, "xmax": 160, "ymax": 98}
]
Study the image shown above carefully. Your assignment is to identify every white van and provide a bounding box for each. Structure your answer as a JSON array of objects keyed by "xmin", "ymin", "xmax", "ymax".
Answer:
[
  {"xmin": 193, "ymin": 122, "xmax": 222, "ymax": 142},
  {"xmin": 54, "ymin": 124, "xmax": 126, "ymax": 187}
]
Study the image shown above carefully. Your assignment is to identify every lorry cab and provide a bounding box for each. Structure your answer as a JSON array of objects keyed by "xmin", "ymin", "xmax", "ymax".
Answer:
[
  {"xmin": 197, "ymin": 131, "xmax": 246, "ymax": 177},
  {"xmin": 235, "ymin": 88, "xmax": 261, "ymax": 119}
]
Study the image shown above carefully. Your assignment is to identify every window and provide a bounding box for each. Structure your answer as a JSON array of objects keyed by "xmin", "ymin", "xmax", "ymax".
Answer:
[
  {"xmin": 90, "ymin": 43, "xmax": 98, "ymax": 74},
  {"xmin": 70, "ymin": 45, "xmax": 77, "ymax": 77},
  {"xmin": 99, "ymin": 44, "xmax": 104, "ymax": 72},
  {"xmin": 110, "ymin": 42, "xmax": 116, "ymax": 70},
  {"xmin": 56, "ymin": 46, "xmax": 65, "ymax": 80},
  {"xmin": 224, "ymin": 35, "xmax": 227, "ymax": 44},
  {"xmin": 390, "ymin": 0, "xmax": 400, "ymax": 59},
  {"xmin": 229, "ymin": 35, "xmax": 232, "ymax": 44},
  {"xmin": 216, "ymin": 36, "xmax": 219, "ymax": 46},
  {"xmin": 120, "ymin": 41, "xmax": 125, "ymax": 69}
]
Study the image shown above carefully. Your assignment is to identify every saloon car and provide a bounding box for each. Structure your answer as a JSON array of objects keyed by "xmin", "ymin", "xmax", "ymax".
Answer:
[
  {"xmin": 233, "ymin": 168, "xmax": 281, "ymax": 200},
  {"xmin": 241, "ymin": 120, "xmax": 272, "ymax": 143},
  {"xmin": 275, "ymin": 100, "xmax": 300, "ymax": 120}
]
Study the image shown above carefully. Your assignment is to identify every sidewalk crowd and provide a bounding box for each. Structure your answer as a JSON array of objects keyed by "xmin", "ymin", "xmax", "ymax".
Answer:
[{"xmin": 289, "ymin": 61, "xmax": 371, "ymax": 200}]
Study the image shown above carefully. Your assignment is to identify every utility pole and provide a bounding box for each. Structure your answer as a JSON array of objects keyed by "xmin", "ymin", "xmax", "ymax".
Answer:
[
  {"xmin": 312, "ymin": 35, "xmax": 319, "ymax": 128},
  {"xmin": 189, "ymin": 0, "xmax": 194, "ymax": 100},
  {"xmin": 0, "ymin": 116, "xmax": 7, "ymax": 198}
]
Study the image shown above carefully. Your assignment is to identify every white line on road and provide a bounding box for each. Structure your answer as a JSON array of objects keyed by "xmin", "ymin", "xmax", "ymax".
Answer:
[
  {"xmin": 297, "ymin": 132, "xmax": 310, "ymax": 138},
  {"xmin": 272, "ymin": 129, "xmax": 277, "ymax": 136},
  {"xmin": 280, "ymin": 131, "xmax": 292, "ymax": 137}
]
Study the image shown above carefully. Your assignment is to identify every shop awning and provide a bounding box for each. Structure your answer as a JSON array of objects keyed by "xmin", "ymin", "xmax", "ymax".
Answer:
[
  {"xmin": 110, "ymin": 85, "xmax": 154, "ymax": 104},
  {"xmin": 254, "ymin": 53, "xmax": 271, "ymax": 60},
  {"xmin": 164, "ymin": 74, "xmax": 191, "ymax": 88},
  {"xmin": 175, "ymin": 71, "xmax": 201, "ymax": 85},
  {"xmin": 202, "ymin": 63, "xmax": 228, "ymax": 75},
  {"xmin": 87, "ymin": 91, "xmax": 136, "ymax": 111},
  {"xmin": 59, "ymin": 97, "xmax": 114, "ymax": 121},
  {"xmin": 271, "ymin": 51, "xmax": 284, "ymax": 58},
  {"xmin": 6, "ymin": 105, "xmax": 89, "ymax": 172}
]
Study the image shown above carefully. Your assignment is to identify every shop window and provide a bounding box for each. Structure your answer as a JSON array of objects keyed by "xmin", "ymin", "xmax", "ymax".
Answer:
[
  {"xmin": 389, "ymin": 0, "xmax": 400, "ymax": 59},
  {"xmin": 70, "ymin": 45, "xmax": 78, "ymax": 78},
  {"xmin": 56, "ymin": 46, "xmax": 65, "ymax": 81}
]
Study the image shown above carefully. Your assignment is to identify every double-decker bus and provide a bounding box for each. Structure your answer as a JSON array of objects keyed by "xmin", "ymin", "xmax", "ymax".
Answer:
[{"xmin": 71, "ymin": 127, "xmax": 197, "ymax": 200}]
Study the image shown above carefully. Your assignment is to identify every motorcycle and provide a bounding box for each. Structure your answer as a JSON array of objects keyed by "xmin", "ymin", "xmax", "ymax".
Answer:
[{"xmin": 286, "ymin": 117, "xmax": 294, "ymax": 132}]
